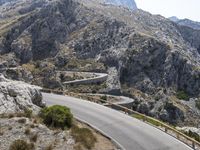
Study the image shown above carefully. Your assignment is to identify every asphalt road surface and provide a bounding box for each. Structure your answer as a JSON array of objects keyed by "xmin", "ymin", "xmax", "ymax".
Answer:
[{"xmin": 43, "ymin": 93, "xmax": 192, "ymax": 150}]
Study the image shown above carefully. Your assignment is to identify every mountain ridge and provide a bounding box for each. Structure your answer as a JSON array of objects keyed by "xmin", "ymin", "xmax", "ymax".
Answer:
[
  {"xmin": 169, "ymin": 16, "xmax": 200, "ymax": 30},
  {"xmin": 105, "ymin": 0, "xmax": 137, "ymax": 10}
]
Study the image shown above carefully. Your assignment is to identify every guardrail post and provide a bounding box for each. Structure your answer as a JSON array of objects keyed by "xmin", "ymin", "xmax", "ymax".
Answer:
[
  {"xmin": 165, "ymin": 128, "xmax": 168, "ymax": 133},
  {"xmin": 142, "ymin": 116, "xmax": 146, "ymax": 122},
  {"xmin": 192, "ymin": 141, "xmax": 195, "ymax": 150},
  {"xmin": 176, "ymin": 133, "xmax": 179, "ymax": 140},
  {"xmin": 124, "ymin": 109, "xmax": 128, "ymax": 115}
]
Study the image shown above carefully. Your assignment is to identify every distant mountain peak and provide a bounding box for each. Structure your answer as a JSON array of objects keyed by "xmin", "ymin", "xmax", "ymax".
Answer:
[
  {"xmin": 169, "ymin": 16, "xmax": 179, "ymax": 22},
  {"xmin": 105, "ymin": 0, "xmax": 137, "ymax": 10},
  {"xmin": 169, "ymin": 16, "xmax": 200, "ymax": 30}
]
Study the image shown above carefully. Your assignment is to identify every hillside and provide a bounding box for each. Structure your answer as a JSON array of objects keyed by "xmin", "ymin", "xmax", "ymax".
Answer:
[
  {"xmin": 169, "ymin": 17, "xmax": 200, "ymax": 30},
  {"xmin": 0, "ymin": 0, "xmax": 199, "ymax": 127}
]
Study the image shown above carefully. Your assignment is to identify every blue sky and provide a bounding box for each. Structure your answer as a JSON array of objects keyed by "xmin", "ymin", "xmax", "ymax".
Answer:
[{"xmin": 135, "ymin": 0, "xmax": 200, "ymax": 21}]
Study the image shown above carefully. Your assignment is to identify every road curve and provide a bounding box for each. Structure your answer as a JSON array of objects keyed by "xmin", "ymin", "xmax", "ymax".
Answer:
[
  {"xmin": 84, "ymin": 93, "xmax": 135, "ymax": 109},
  {"xmin": 61, "ymin": 71, "xmax": 108, "ymax": 85},
  {"xmin": 43, "ymin": 93, "xmax": 192, "ymax": 150}
]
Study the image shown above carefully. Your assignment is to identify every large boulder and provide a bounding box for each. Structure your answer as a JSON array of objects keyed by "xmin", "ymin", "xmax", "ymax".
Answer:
[
  {"xmin": 0, "ymin": 74, "xmax": 44, "ymax": 114},
  {"xmin": 3, "ymin": 67, "xmax": 33, "ymax": 83}
]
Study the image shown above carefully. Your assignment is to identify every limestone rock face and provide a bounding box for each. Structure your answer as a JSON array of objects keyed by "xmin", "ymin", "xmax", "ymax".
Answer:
[
  {"xmin": 169, "ymin": 17, "xmax": 200, "ymax": 54},
  {"xmin": 177, "ymin": 25, "xmax": 200, "ymax": 54},
  {"xmin": 105, "ymin": 67, "xmax": 121, "ymax": 95},
  {"xmin": 0, "ymin": 74, "xmax": 44, "ymax": 114}
]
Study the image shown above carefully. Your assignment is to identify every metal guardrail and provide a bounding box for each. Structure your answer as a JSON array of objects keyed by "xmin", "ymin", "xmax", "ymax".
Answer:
[{"xmin": 41, "ymin": 88, "xmax": 200, "ymax": 150}]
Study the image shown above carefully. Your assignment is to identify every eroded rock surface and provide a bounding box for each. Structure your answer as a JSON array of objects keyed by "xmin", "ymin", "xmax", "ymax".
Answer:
[{"xmin": 0, "ymin": 74, "xmax": 44, "ymax": 114}]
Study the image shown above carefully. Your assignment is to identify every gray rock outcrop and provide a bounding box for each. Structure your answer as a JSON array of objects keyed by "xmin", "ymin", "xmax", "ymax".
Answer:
[{"xmin": 0, "ymin": 74, "xmax": 44, "ymax": 114}]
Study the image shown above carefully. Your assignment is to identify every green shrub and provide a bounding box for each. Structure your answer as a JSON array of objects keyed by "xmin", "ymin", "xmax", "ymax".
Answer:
[
  {"xmin": 71, "ymin": 126, "xmax": 97, "ymax": 149},
  {"xmin": 100, "ymin": 95, "xmax": 108, "ymax": 103},
  {"xmin": 9, "ymin": 139, "xmax": 34, "ymax": 150},
  {"xmin": 132, "ymin": 114, "xmax": 162, "ymax": 127},
  {"xmin": 100, "ymin": 95, "xmax": 107, "ymax": 101},
  {"xmin": 40, "ymin": 105, "xmax": 73, "ymax": 129},
  {"xmin": 24, "ymin": 109, "xmax": 33, "ymax": 118},
  {"xmin": 176, "ymin": 90, "xmax": 189, "ymax": 101}
]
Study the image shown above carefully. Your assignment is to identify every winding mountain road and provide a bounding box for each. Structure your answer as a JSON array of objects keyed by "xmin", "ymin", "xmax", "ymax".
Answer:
[
  {"xmin": 60, "ymin": 71, "xmax": 108, "ymax": 85},
  {"xmin": 43, "ymin": 93, "xmax": 192, "ymax": 150}
]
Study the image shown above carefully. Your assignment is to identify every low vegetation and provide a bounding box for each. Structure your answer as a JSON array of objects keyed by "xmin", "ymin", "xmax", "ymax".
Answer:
[
  {"xmin": 40, "ymin": 105, "xmax": 73, "ymax": 129},
  {"xmin": 100, "ymin": 95, "xmax": 108, "ymax": 101},
  {"xmin": 0, "ymin": 109, "xmax": 33, "ymax": 119},
  {"xmin": 22, "ymin": 64, "xmax": 37, "ymax": 74},
  {"xmin": 9, "ymin": 139, "xmax": 34, "ymax": 150},
  {"xmin": 44, "ymin": 145, "xmax": 53, "ymax": 150},
  {"xmin": 71, "ymin": 125, "xmax": 97, "ymax": 150},
  {"xmin": 183, "ymin": 130, "xmax": 200, "ymax": 142},
  {"xmin": 132, "ymin": 114, "xmax": 163, "ymax": 127},
  {"xmin": 30, "ymin": 133, "xmax": 38, "ymax": 143},
  {"xmin": 176, "ymin": 90, "xmax": 189, "ymax": 101},
  {"xmin": 3, "ymin": 105, "xmax": 98, "ymax": 149},
  {"xmin": 64, "ymin": 58, "xmax": 106, "ymax": 72},
  {"xmin": 24, "ymin": 128, "xmax": 31, "ymax": 135},
  {"xmin": 67, "ymin": 82, "xmax": 107, "ymax": 93}
]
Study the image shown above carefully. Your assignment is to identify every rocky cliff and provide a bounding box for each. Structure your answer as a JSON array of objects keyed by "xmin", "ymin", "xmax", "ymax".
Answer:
[
  {"xmin": 169, "ymin": 17, "xmax": 200, "ymax": 53},
  {"xmin": 177, "ymin": 25, "xmax": 200, "ymax": 54}
]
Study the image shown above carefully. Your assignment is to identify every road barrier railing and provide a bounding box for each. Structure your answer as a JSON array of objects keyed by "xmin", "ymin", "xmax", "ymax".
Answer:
[{"xmin": 41, "ymin": 88, "xmax": 200, "ymax": 150}]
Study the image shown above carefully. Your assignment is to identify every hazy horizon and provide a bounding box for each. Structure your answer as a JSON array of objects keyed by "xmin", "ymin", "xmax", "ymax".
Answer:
[{"xmin": 135, "ymin": 0, "xmax": 200, "ymax": 22}]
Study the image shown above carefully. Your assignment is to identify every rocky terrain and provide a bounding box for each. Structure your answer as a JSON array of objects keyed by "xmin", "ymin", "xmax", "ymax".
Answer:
[
  {"xmin": 169, "ymin": 17, "xmax": 200, "ymax": 54},
  {"xmin": 177, "ymin": 25, "xmax": 200, "ymax": 54},
  {"xmin": 0, "ymin": 116, "xmax": 117, "ymax": 150},
  {"xmin": 0, "ymin": 74, "xmax": 44, "ymax": 114},
  {"xmin": 0, "ymin": 117, "xmax": 75, "ymax": 150},
  {"xmin": 169, "ymin": 17, "xmax": 200, "ymax": 30},
  {"xmin": 0, "ymin": 0, "xmax": 199, "ymax": 127},
  {"xmin": 0, "ymin": 75, "xmax": 117, "ymax": 150}
]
